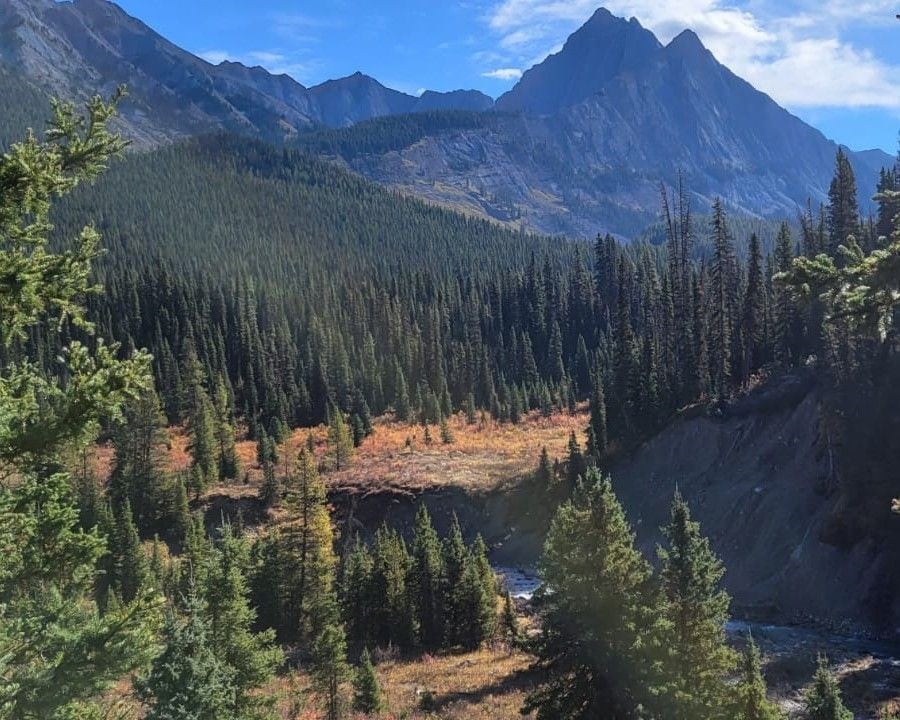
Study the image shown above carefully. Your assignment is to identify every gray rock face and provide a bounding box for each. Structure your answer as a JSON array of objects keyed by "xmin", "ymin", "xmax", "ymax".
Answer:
[{"xmin": 331, "ymin": 13, "xmax": 892, "ymax": 236}]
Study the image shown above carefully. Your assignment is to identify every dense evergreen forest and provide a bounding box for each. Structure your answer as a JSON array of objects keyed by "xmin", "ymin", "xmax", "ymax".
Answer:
[
  {"xmin": 22, "ymin": 132, "xmax": 899, "ymax": 467},
  {"xmin": 2, "ymin": 91, "xmax": 899, "ymax": 719}
]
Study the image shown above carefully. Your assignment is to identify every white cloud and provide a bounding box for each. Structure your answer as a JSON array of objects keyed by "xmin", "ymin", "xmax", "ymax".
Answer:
[
  {"xmin": 245, "ymin": 51, "xmax": 288, "ymax": 66},
  {"xmin": 482, "ymin": 67, "xmax": 524, "ymax": 80},
  {"xmin": 199, "ymin": 49, "xmax": 233, "ymax": 65},
  {"xmin": 481, "ymin": 0, "xmax": 900, "ymax": 109},
  {"xmin": 197, "ymin": 48, "xmax": 318, "ymax": 83}
]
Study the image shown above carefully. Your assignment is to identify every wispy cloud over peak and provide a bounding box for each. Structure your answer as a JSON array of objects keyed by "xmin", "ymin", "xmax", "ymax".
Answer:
[{"xmin": 482, "ymin": 67, "xmax": 523, "ymax": 80}]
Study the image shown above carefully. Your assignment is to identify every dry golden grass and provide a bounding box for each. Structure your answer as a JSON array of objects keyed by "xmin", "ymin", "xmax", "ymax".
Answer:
[
  {"xmin": 230, "ymin": 409, "xmax": 586, "ymax": 499},
  {"xmin": 267, "ymin": 643, "xmax": 535, "ymax": 720},
  {"xmin": 94, "ymin": 408, "xmax": 586, "ymax": 504}
]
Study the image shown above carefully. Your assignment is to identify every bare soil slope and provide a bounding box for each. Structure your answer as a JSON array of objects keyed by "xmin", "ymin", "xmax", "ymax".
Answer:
[{"xmin": 611, "ymin": 374, "xmax": 898, "ymax": 637}]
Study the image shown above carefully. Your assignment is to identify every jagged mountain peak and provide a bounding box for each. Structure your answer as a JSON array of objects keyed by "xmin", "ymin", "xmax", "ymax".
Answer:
[{"xmin": 495, "ymin": 6, "xmax": 662, "ymax": 114}]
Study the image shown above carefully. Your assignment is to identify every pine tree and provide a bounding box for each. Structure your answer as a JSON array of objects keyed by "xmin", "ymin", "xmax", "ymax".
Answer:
[
  {"xmin": 138, "ymin": 589, "xmax": 237, "ymax": 720},
  {"xmin": 327, "ymin": 409, "xmax": 354, "ymax": 470},
  {"xmin": 658, "ymin": 491, "xmax": 736, "ymax": 719},
  {"xmin": 804, "ymin": 656, "xmax": 853, "ymax": 720},
  {"xmin": 312, "ymin": 623, "xmax": 351, "ymax": 720},
  {"xmin": 352, "ymin": 648, "xmax": 384, "ymax": 715},
  {"xmin": 411, "ymin": 504, "xmax": 446, "ymax": 649},
  {"xmin": 734, "ymin": 635, "xmax": 782, "ymax": 720},
  {"xmin": 523, "ymin": 469, "xmax": 665, "ymax": 719}
]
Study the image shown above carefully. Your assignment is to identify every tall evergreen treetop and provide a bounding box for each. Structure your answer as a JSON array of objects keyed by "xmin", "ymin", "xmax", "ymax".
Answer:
[
  {"xmin": 524, "ymin": 468, "xmax": 664, "ymax": 719},
  {"xmin": 658, "ymin": 491, "xmax": 736, "ymax": 718},
  {"xmin": 827, "ymin": 148, "xmax": 860, "ymax": 256},
  {"xmin": 804, "ymin": 656, "xmax": 852, "ymax": 720}
]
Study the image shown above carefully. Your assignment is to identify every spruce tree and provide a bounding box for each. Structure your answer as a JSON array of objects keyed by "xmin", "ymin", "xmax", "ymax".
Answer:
[
  {"xmin": 138, "ymin": 589, "xmax": 237, "ymax": 720},
  {"xmin": 171, "ymin": 475, "xmax": 191, "ymax": 547},
  {"xmin": 352, "ymin": 648, "xmax": 384, "ymax": 715},
  {"xmin": 259, "ymin": 451, "xmax": 280, "ymax": 508},
  {"xmin": 523, "ymin": 469, "xmax": 665, "ymax": 719},
  {"xmin": 586, "ymin": 375, "xmax": 608, "ymax": 464},
  {"xmin": 742, "ymin": 233, "xmax": 765, "ymax": 382},
  {"xmin": 312, "ymin": 623, "xmax": 351, "ymax": 720},
  {"xmin": 804, "ymin": 656, "xmax": 853, "ymax": 720},
  {"xmin": 411, "ymin": 504, "xmax": 446, "ymax": 649},
  {"xmin": 875, "ymin": 166, "xmax": 899, "ymax": 241},
  {"xmin": 184, "ymin": 352, "xmax": 219, "ymax": 491},
  {"xmin": 709, "ymin": 199, "xmax": 735, "ymax": 397},
  {"xmin": 280, "ymin": 448, "xmax": 337, "ymax": 642},
  {"xmin": 442, "ymin": 513, "xmax": 470, "ymax": 647},
  {"xmin": 466, "ymin": 534, "xmax": 498, "ymax": 646},
  {"xmin": 213, "ymin": 376, "xmax": 240, "ymax": 481},
  {"xmin": 109, "ymin": 383, "xmax": 170, "ymax": 533},
  {"xmin": 465, "ymin": 393, "xmax": 477, "ymax": 424},
  {"xmin": 773, "ymin": 222, "xmax": 799, "ymax": 365},
  {"xmin": 734, "ymin": 635, "xmax": 782, "ymax": 720},
  {"xmin": 202, "ymin": 523, "xmax": 281, "ymax": 717},
  {"xmin": 658, "ymin": 491, "xmax": 736, "ymax": 719},
  {"xmin": 827, "ymin": 148, "xmax": 860, "ymax": 256},
  {"xmin": 113, "ymin": 499, "xmax": 150, "ymax": 603},
  {"xmin": 440, "ymin": 415, "xmax": 454, "ymax": 444},
  {"xmin": 565, "ymin": 431, "xmax": 585, "ymax": 491},
  {"xmin": 327, "ymin": 409, "xmax": 354, "ymax": 470},
  {"xmin": 370, "ymin": 526, "xmax": 417, "ymax": 649},
  {"xmin": 340, "ymin": 536, "xmax": 374, "ymax": 652},
  {"xmin": 501, "ymin": 589, "xmax": 519, "ymax": 644}
]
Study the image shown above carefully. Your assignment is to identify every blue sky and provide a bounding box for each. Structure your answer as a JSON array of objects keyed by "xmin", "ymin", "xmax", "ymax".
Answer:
[{"xmin": 116, "ymin": 0, "xmax": 900, "ymax": 153}]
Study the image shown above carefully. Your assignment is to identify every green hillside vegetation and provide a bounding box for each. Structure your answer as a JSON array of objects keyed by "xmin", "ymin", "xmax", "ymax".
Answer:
[{"xmin": 0, "ymin": 63, "xmax": 52, "ymax": 148}]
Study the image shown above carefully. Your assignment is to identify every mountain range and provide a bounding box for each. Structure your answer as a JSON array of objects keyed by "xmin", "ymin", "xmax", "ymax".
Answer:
[{"xmin": 0, "ymin": 0, "xmax": 894, "ymax": 236}]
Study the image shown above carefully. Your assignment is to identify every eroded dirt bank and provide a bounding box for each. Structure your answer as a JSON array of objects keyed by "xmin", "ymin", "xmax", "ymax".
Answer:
[{"xmin": 611, "ymin": 374, "xmax": 899, "ymax": 639}]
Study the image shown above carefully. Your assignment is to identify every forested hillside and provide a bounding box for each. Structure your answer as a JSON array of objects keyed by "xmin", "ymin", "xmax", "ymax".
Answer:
[
  {"xmin": 0, "ymin": 64, "xmax": 49, "ymax": 146},
  {"xmin": 20, "ymin": 130, "xmax": 896, "ymax": 479}
]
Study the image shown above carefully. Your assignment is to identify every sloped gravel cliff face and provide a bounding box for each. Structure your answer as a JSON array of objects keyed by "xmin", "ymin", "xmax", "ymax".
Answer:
[{"xmin": 611, "ymin": 376, "xmax": 899, "ymax": 639}]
